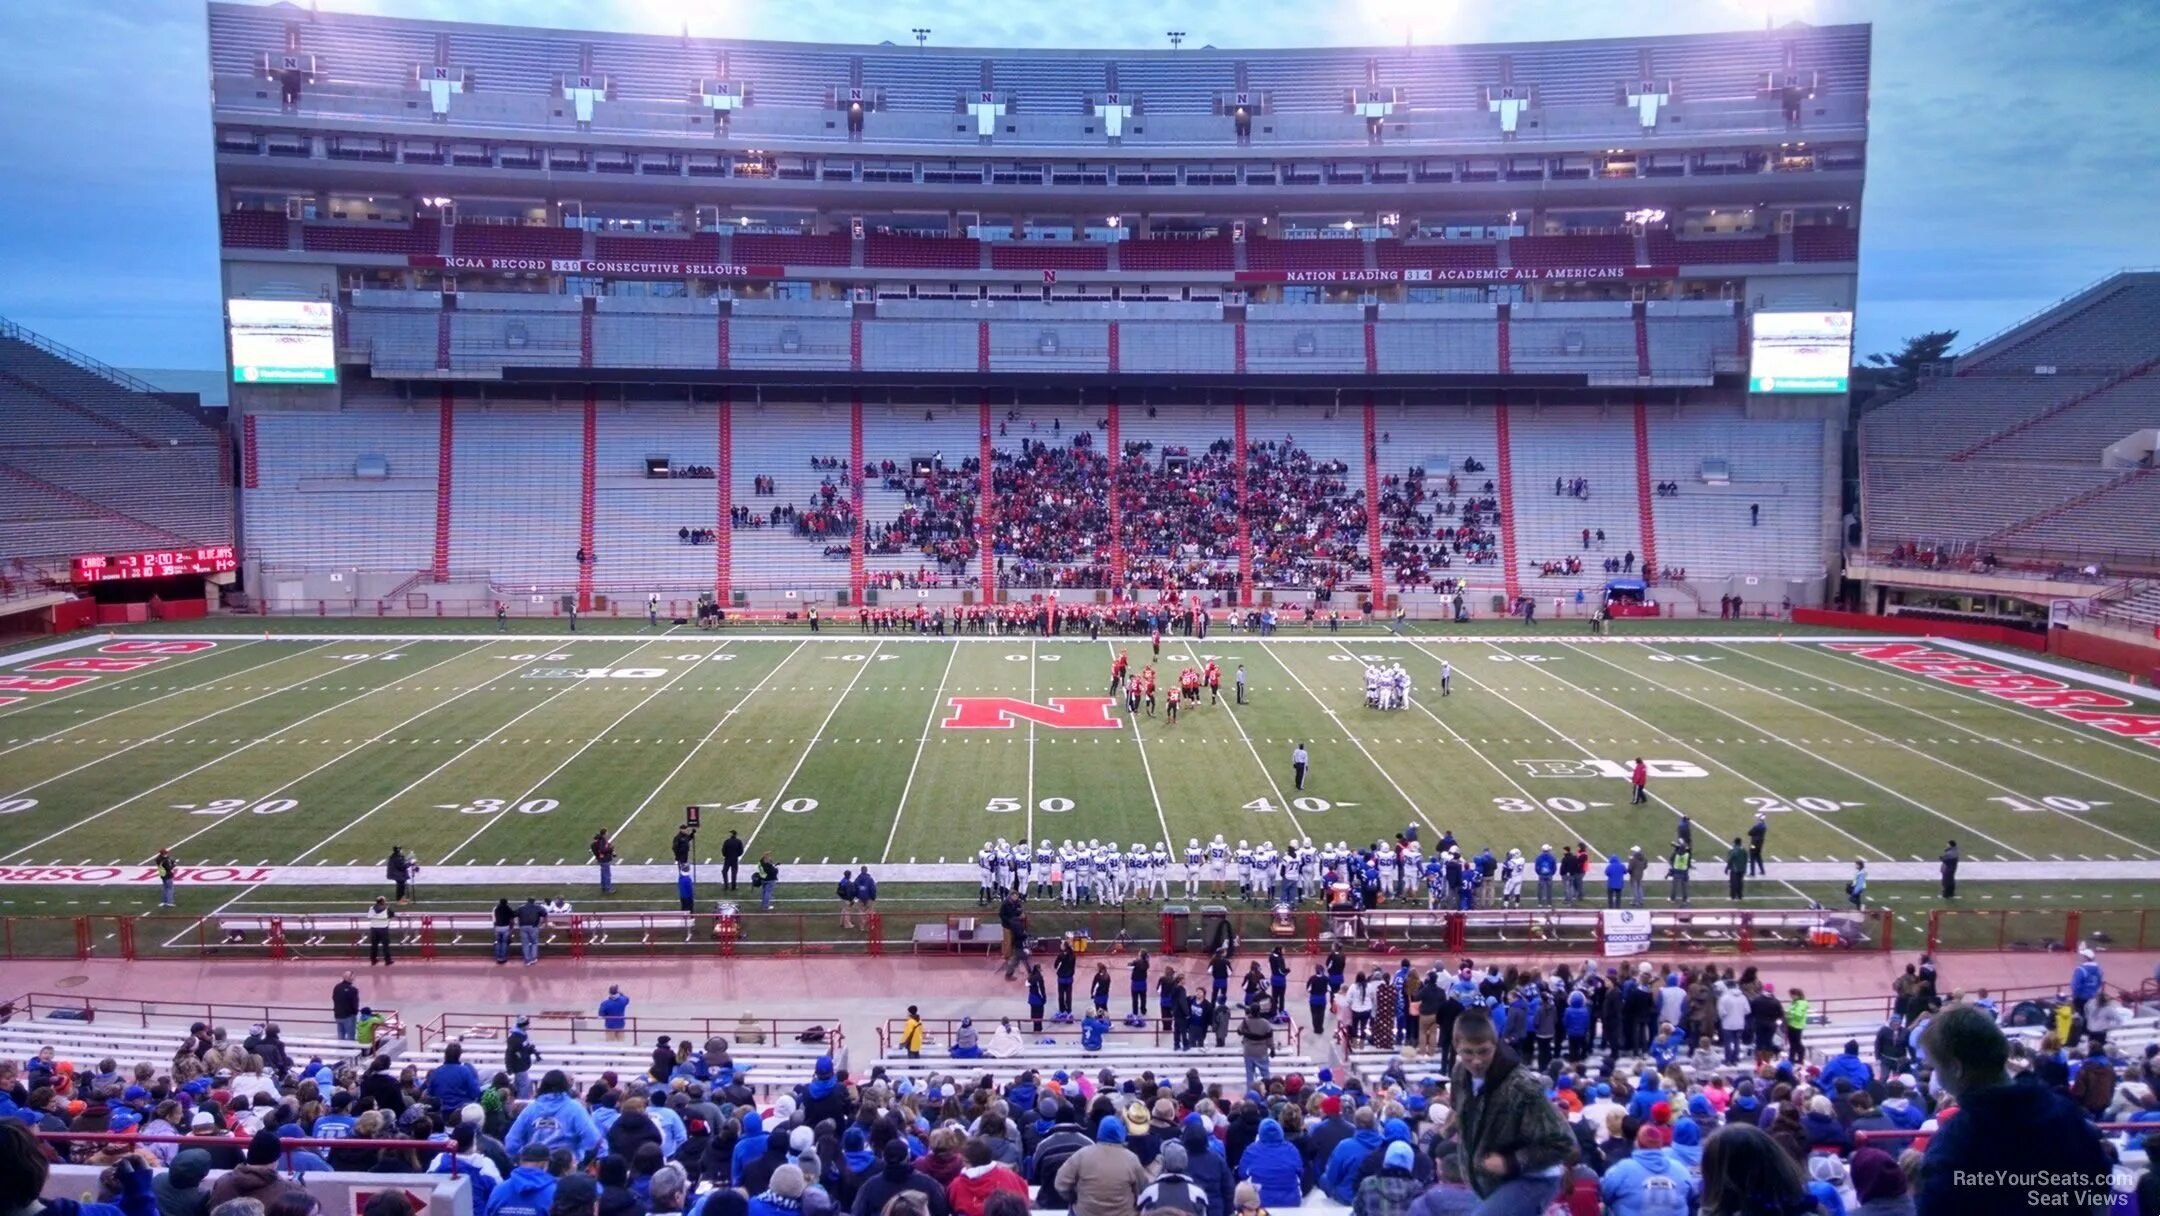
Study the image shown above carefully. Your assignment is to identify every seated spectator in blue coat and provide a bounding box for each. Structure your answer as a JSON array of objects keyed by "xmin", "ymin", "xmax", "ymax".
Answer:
[{"xmin": 1235, "ymin": 1117, "xmax": 1306, "ymax": 1208}]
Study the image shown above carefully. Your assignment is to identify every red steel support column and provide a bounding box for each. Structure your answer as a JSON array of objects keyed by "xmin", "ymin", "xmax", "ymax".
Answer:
[
  {"xmin": 1494, "ymin": 392, "xmax": 1521, "ymax": 604},
  {"xmin": 716, "ymin": 392, "xmax": 733, "ymax": 602},
  {"xmin": 1233, "ymin": 396, "xmax": 1251, "ymax": 606},
  {"xmin": 431, "ymin": 389, "xmax": 453, "ymax": 582},
  {"xmin": 849, "ymin": 397, "xmax": 865, "ymax": 602},
  {"xmin": 1363, "ymin": 396, "xmax": 1384, "ymax": 608},
  {"xmin": 978, "ymin": 398, "xmax": 996, "ymax": 599},
  {"xmin": 577, "ymin": 394, "xmax": 597, "ymax": 612},
  {"xmin": 1106, "ymin": 397, "xmax": 1125, "ymax": 588},
  {"xmin": 1632, "ymin": 397, "xmax": 1659, "ymax": 583}
]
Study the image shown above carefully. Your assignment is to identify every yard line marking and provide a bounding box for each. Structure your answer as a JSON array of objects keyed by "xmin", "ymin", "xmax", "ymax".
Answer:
[
  {"xmin": 0, "ymin": 639, "xmax": 271, "ymax": 727},
  {"xmin": 1794, "ymin": 642, "xmax": 2160, "ymax": 792},
  {"xmin": 0, "ymin": 643, "xmax": 347, "ymax": 792},
  {"xmin": 1349, "ymin": 639, "xmax": 1595, "ymax": 855},
  {"xmin": 152, "ymin": 643, "xmax": 535, "ymax": 859},
  {"xmin": 1462, "ymin": 640, "xmax": 1892, "ymax": 864},
  {"xmin": 1568, "ymin": 642, "xmax": 2032, "ymax": 860},
  {"xmin": 612, "ymin": 641, "xmax": 806, "ymax": 841},
  {"xmin": 1258, "ymin": 641, "xmax": 1439, "ymax": 839},
  {"xmin": 1024, "ymin": 641, "xmax": 1037, "ymax": 849},
  {"xmin": 276, "ymin": 640, "xmax": 660, "ymax": 865},
  {"xmin": 1105, "ymin": 641, "xmax": 1178, "ymax": 856},
  {"xmin": 744, "ymin": 640, "xmax": 883, "ymax": 851},
  {"xmin": 0, "ymin": 643, "xmax": 470, "ymax": 863},
  {"xmin": 441, "ymin": 641, "xmax": 715, "ymax": 863},
  {"xmin": 1214, "ymin": 652, "xmax": 1309, "ymax": 844},
  {"xmin": 880, "ymin": 642, "xmax": 962, "ymax": 863},
  {"xmin": 1708, "ymin": 643, "xmax": 2160, "ymax": 854}
]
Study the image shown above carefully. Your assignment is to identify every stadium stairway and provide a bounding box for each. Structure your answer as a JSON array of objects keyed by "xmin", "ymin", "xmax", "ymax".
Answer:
[
  {"xmin": 1493, "ymin": 399, "xmax": 1521, "ymax": 602},
  {"xmin": 1632, "ymin": 401, "xmax": 1660, "ymax": 582}
]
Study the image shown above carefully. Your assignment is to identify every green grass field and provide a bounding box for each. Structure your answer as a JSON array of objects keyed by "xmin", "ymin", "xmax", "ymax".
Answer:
[{"xmin": 2, "ymin": 618, "xmax": 2157, "ymax": 945}]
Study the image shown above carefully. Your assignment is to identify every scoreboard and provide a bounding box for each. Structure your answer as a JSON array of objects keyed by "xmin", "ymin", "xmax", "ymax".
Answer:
[{"xmin": 71, "ymin": 546, "xmax": 238, "ymax": 583}]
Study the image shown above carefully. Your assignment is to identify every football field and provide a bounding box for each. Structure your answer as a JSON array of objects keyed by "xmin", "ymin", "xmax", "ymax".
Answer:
[{"xmin": 2, "ymin": 619, "xmax": 2158, "ymax": 936}]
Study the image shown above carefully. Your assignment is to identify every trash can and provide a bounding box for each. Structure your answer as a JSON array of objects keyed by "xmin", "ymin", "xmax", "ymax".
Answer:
[
  {"xmin": 1199, "ymin": 904, "xmax": 1234, "ymax": 956},
  {"xmin": 1160, "ymin": 904, "xmax": 1190, "ymax": 954}
]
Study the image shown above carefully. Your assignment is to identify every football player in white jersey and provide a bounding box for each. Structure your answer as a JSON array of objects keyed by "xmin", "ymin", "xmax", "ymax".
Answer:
[
  {"xmin": 1149, "ymin": 842, "xmax": 1171, "ymax": 901},
  {"xmin": 991, "ymin": 838, "xmax": 1012, "ymax": 898},
  {"xmin": 976, "ymin": 841, "xmax": 997, "ymax": 905},
  {"xmin": 1233, "ymin": 840, "xmax": 1254, "ymax": 901},
  {"xmin": 1501, "ymin": 848, "xmax": 1526, "ymax": 908},
  {"xmin": 1034, "ymin": 839, "xmax": 1055, "ymax": 896},
  {"xmin": 1058, "ymin": 840, "xmax": 1079, "ymax": 904},
  {"xmin": 1011, "ymin": 838, "xmax": 1031, "ymax": 895},
  {"xmin": 1184, "ymin": 838, "xmax": 1204, "ymax": 897},
  {"xmin": 1206, "ymin": 834, "xmax": 1230, "ymax": 894}
]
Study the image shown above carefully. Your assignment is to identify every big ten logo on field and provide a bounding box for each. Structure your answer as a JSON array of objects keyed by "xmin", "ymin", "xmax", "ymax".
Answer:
[
  {"xmin": 0, "ymin": 639, "xmax": 218, "ymax": 709},
  {"xmin": 1516, "ymin": 759, "xmax": 1707, "ymax": 779},
  {"xmin": 942, "ymin": 696, "xmax": 1121, "ymax": 730}
]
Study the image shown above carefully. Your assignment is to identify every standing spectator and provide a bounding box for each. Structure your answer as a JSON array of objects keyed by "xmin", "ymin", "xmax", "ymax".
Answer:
[
  {"xmin": 598, "ymin": 987, "xmax": 630, "ymax": 1042},
  {"xmin": 1747, "ymin": 814, "xmax": 1767, "ymax": 876},
  {"xmin": 1917, "ymin": 1006, "xmax": 2110, "ymax": 1215},
  {"xmin": 721, "ymin": 831, "xmax": 745, "ymax": 891},
  {"xmin": 676, "ymin": 865, "xmax": 697, "ymax": 913},
  {"xmin": 591, "ymin": 833, "xmax": 617, "ymax": 895},
  {"xmin": 1239, "ymin": 1007, "xmax": 1274, "ymax": 1089},
  {"xmin": 1725, "ymin": 839, "xmax": 1748, "ymax": 902},
  {"xmin": 515, "ymin": 897, "xmax": 548, "ymax": 966},
  {"xmin": 1848, "ymin": 860, "xmax": 1868, "ymax": 910},
  {"xmin": 1629, "ymin": 759, "xmax": 1649, "ymax": 806},
  {"xmin": 757, "ymin": 854, "xmax": 780, "ymax": 912},
  {"xmin": 387, "ymin": 846, "xmax": 415, "ymax": 904},
  {"xmin": 156, "ymin": 848, "xmax": 179, "ymax": 907},
  {"xmin": 1938, "ymin": 841, "xmax": 1959, "ymax": 900},
  {"xmin": 1055, "ymin": 1116, "xmax": 1149, "ymax": 1216},
  {"xmin": 1783, "ymin": 989, "xmax": 1809, "ymax": 1064},
  {"xmin": 493, "ymin": 898, "xmax": 515, "ymax": 965},
  {"xmin": 901, "ymin": 1007, "xmax": 924, "ymax": 1060},
  {"xmin": 1626, "ymin": 848, "xmax": 1649, "ymax": 907},
  {"xmin": 1448, "ymin": 1008, "xmax": 1574, "ymax": 1213},
  {"xmin": 332, "ymin": 971, "xmax": 361, "ymax": 1041},
  {"xmin": 505, "ymin": 1016, "xmax": 540, "ymax": 1099},
  {"xmin": 367, "ymin": 896, "xmax": 396, "ymax": 966},
  {"xmin": 1603, "ymin": 853, "xmax": 1627, "ymax": 908}
]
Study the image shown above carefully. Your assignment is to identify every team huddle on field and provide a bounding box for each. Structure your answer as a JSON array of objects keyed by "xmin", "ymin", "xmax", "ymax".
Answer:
[{"xmin": 1108, "ymin": 649, "xmax": 1227, "ymax": 722}]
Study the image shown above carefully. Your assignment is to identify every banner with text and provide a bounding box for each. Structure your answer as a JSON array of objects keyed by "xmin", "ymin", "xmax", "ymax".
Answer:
[{"xmin": 1602, "ymin": 908, "xmax": 1653, "ymax": 956}]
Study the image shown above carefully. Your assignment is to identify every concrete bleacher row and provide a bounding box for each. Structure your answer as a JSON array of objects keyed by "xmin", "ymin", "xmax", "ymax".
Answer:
[
  {"xmin": 242, "ymin": 398, "xmax": 1832, "ymax": 595},
  {"xmin": 0, "ymin": 1017, "xmax": 368, "ymax": 1073},
  {"xmin": 1962, "ymin": 275, "xmax": 2160, "ymax": 374}
]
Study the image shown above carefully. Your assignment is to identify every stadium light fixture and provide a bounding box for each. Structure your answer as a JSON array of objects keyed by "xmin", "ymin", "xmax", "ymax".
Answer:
[
  {"xmin": 1167, "ymin": 31, "xmax": 1186, "ymax": 50},
  {"xmin": 912, "ymin": 27, "xmax": 931, "ymax": 49}
]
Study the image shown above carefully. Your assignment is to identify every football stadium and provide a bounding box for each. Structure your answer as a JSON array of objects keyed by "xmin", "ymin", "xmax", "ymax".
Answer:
[{"xmin": 0, "ymin": 4, "xmax": 2157, "ymax": 1214}]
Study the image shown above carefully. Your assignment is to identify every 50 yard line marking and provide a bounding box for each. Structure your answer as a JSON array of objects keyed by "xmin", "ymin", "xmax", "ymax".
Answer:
[
  {"xmin": 742, "ymin": 639, "xmax": 883, "ymax": 851},
  {"xmin": 1568, "ymin": 641, "xmax": 2033, "ymax": 860},
  {"xmin": 612, "ymin": 641, "xmax": 806, "ymax": 842},
  {"xmin": 0, "ymin": 642, "xmax": 466, "ymax": 864},
  {"xmin": 1104, "ymin": 640, "xmax": 1176, "ymax": 859},
  {"xmin": 879, "ymin": 642, "xmax": 961, "ymax": 863}
]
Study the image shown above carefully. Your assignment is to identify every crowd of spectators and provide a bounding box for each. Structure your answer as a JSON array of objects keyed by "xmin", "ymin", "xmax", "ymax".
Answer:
[
  {"xmin": 1243, "ymin": 439, "xmax": 1368, "ymax": 592},
  {"xmin": 6, "ymin": 945, "xmax": 2151, "ymax": 1216},
  {"xmin": 1536, "ymin": 556, "xmax": 1587, "ymax": 578},
  {"xmin": 1116, "ymin": 442, "xmax": 1239, "ymax": 587},
  {"xmin": 987, "ymin": 435, "xmax": 1111, "ymax": 584},
  {"xmin": 1376, "ymin": 466, "xmax": 1500, "ymax": 593},
  {"xmin": 866, "ymin": 458, "xmax": 978, "ymax": 577}
]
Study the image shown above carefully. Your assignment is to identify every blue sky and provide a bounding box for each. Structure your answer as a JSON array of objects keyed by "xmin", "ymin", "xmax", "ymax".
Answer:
[{"xmin": 0, "ymin": 0, "xmax": 2153, "ymax": 376}]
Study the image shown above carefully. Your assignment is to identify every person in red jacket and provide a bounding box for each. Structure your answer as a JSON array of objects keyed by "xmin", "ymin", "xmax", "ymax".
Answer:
[
  {"xmin": 947, "ymin": 1140, "xmax": 1029, "ymax": 1216},
  {"xmin": 1630, "ymin": 759, "xmax": 1649, "ymax": 805}
]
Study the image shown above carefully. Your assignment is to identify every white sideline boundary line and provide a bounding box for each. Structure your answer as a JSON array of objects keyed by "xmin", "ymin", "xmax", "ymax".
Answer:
[
  {"xmin": 880, "ymin": 642, "xmax": 963, "ymax": 863},
  {"xmin": 611, "ymin": 641, "xmax": 807, "ymax": 842},
  {"xmin": 1255, "ymin": 640, "xmax": 1439, "ymax": 840},
  {"xmin": 1725, "ymin": 644, "xmax": 2160, "ymax": 815},
  {"xmin": 69, "ymin": 631, "xmax": 1953, "ymax": 646},
  {"xmin": 439, "ymin": 639, "xmax": 713, "ymax": 863},
  {"xmin": 151, "ymin": 643, "xmax": 528, "ymax": 859},
  {"xmin": 741, "ymin": 640, "xmax": 884, "ymax": 851},
  {"xmin": 0, "ymin": 642, "xmax": 348, "ymax": 798},
  {"xmin": 1452, "ymin": 639, "xmax": 1893, "ymax": 866},
  {"xmin": 1700, "ymin": 642, "xmax": 2160, "ymax": 856},
  {"xmin": 1566, "ymin": 642, "xmax": 2033, "ymax": 860},
  {"xmin": 1104, "ymin": 641, "xmax": 1179, "ymax": 863},
  {"xmin": 0, "ymin": 639, "xmax": 266, "ymax": 726}
]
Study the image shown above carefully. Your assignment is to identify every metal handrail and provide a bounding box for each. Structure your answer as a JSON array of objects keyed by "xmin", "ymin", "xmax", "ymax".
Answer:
[{"xmin": 0, "ymin": 313, "xmax": 165, "ymax": 395}]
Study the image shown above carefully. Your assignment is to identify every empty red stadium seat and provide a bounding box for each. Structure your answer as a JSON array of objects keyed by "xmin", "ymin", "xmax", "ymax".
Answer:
[
  {"xmin": 593, "ymin": 232, "xmax": 723, "ymax": 262},
  {"xmin": 450, "ymin": 223, "xmax": 584, "ymax": 259},
  {"xmin": 1792, "ymin": 225, "xmax": 1859, "ymax": 262},
  {"xmin": 731, "ymin": 232, "xmax": 852, "ymax": 266},
  {"xmin": 1506, "ymin": 233, "xmax": 1634, "ymax": 270},
  {"xmin": 301, "ymin": 218, "xmax": 441, "ymax": 256},
  {"xmin": 989, "ymin": 242, "xmax": 1109, "ymax": 272},
  {"xmin": 1116, "ymin": 238, "xmax": 1234, "ymax": 272},
  {"xmin": 1373, "ymin": 240, "xmax": 1500, "ymax": 271},
  {"xmin": 1645, "ymin": 229, "xmax": 1779, "ymax": 265},
  {"xmin": 220, "ymin": 210, "xmax": 289, "ymax": 250},
  {"xmin": 864, "ymin": 233, "xmax": 980, "ymax": 270}
]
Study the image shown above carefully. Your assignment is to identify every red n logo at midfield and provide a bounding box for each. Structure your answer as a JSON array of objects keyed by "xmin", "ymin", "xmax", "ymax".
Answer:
[{"xmin": 942, "ymin": 696, "xmax": 1121, "ymax": 730}]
